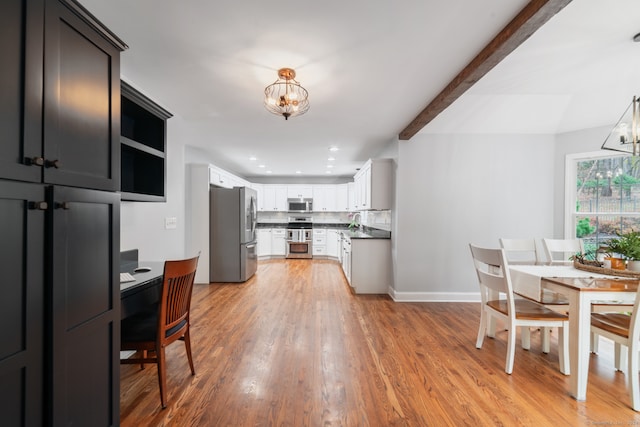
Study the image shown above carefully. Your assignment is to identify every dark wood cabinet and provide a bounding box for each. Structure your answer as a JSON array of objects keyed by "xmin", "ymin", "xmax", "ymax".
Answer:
[
  {"xmin": 48, "ymin": 186, "xmax": 120, "ymax": 426},
  {"xmin": 0, "ymin": 181, "xmax": 45, "ymax": 427},
  {"xmin": 43, "ymin": 0, "xmax": 124, "ymax": 192},
  {"xmin": 121, "ymin": 81, "xmax": 172, "ymax": 201},
  {"xmin": 0, "ymin": 0, "xmax": 125, "ymax": 192},
  {"xmin": 0, "ymin": 0, "xmax": 44, "ymax": 183},
  {"xmin": 0, "ymin": 1, "xmax": 126, "ymax": 426}
]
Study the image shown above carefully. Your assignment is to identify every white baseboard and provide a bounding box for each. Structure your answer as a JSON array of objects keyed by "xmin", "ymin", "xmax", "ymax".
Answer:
[{"xmin": 387, "ymin": 287, "xmax": 481, "ymax": 302}]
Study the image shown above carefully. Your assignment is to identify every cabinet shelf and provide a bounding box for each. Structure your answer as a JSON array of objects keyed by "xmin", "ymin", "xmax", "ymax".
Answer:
[{"xmin": 120, "ymin": 81, "xmax": 172, "ymax": 201}]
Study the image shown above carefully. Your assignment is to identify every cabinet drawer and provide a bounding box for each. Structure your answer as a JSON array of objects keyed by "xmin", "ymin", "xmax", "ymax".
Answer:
[
  {"xmin": 313, "ymin": 246, "xmax": 326, "ymax": 255},
  {"xmin": 313, "ymin": 236, "xmax": 326, "ymax": 245},
  {"xmin": 272, "ymin": 229, "xmax": 286, "ymax": 236},
  {"xmin": 313, "ymin": 228, "xmax": 326, "ymax": 236}
]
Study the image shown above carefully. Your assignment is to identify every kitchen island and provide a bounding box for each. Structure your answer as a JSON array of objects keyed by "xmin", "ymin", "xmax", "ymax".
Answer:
[{"xmin": 339, "ymin": 227, "xmax": 391, "ymax": 294}]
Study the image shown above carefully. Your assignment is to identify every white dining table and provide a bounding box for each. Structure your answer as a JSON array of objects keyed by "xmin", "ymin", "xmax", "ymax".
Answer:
[{"xmin": 509, "ymin": 264, "xmax": 638, "ymax": 401}]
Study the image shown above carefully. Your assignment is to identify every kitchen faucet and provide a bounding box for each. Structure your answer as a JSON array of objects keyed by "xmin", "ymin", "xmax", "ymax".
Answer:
[{"xmin": 349, "ymin": 212, "xmax": 361, "ymax": 230}]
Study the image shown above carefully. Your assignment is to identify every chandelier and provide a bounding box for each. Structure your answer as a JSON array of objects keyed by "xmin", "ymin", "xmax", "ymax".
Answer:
[
  {"xmin": 264, "ymin": 68, "xmax": 310, "ymax": 120},
  {"xmin": 602, "ymin": 96, "xmax": 640, "ymax": 155}
]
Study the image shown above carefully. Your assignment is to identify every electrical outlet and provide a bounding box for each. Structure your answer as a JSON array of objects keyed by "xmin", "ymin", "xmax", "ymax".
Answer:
[{"xmin": 164, "ymin": 217, "xmax": 177, "ymax": 229}]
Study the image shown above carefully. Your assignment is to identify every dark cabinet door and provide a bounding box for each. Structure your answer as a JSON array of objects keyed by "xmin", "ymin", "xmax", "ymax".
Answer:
[
  {"xmin": 48, "ymin": 186, "xmax": 120, "ymax": 426},
  {"xmin": 43, "ymin": 0, "xmax": 121, "ymax": 192},
  {"xmin": 0, "ymin": 0, "xmax": 44, "ymax": 183},
  {"xmin": 0, "ymin": 180, "xmax": 45, "ymax": 426}
]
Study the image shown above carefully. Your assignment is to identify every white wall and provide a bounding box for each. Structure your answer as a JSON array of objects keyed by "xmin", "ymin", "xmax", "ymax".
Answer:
[{"xmin": 392, "ymin": 133, "xmax": 556, "ymax": 301}]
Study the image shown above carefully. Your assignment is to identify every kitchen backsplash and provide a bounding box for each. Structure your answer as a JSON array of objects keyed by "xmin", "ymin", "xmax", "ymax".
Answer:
[{"xmin": 257, "ymin": 210, "xmax": 391, "ymax": 232}]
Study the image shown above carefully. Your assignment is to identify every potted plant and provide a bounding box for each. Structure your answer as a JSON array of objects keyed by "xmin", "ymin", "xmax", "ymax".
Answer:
[{"xmin": 605, "ymin": 231, "xmax": 640, "ymax": 271}]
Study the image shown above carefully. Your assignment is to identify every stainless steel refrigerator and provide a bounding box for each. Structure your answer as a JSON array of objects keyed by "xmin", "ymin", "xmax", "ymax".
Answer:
[{"xmin": 209, "ymin": 186, "xmax": 258, "ymax": 282}]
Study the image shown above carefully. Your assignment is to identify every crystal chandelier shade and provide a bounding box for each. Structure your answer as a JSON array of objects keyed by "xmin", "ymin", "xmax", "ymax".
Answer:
[{"xmin": 264, "ymin": 68, "xmax": 310, "ymax": 120}]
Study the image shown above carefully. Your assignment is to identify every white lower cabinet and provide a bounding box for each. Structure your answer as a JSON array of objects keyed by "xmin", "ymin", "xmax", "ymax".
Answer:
[
  {"xmin": 341, "ymin": 235, "xmax": 351, "ymax": 285},
  {"xmin": 257, "ymin": 229, "xmax": 272, "ymax": 257},
  {"xmin": 313, "ymin": 229, "xmax": 327, "ymax": 256},
  {"xmin": 271, "ymin": 228, "xmax": 287, "ymax": 256},
  {"xmin": 327, "ymin": 229, "xmax": 340, "ymax": 258},
  {"xmin": 340, "ymin": 232, "xmax": 391, "ymax": 294}
]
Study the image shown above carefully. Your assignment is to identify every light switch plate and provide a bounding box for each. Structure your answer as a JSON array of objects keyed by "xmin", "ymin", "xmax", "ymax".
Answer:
[{"xmin": 165, "ymin": 217, "xmax": 177, "ymax": 229}]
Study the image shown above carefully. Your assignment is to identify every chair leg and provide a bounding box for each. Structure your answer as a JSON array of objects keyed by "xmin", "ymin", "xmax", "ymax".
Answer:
[
  {"xmin": 476, "ymin": 309, "xmax": 488, "ymax": 349},
  {"xmin": 157, "ymin": 345, "xmax": 167, "ymax": 409},
  {"xmin": 629, "ymin": 344, "xmax": 639, "ymax": 411},
  {"xmin": 558, "ymin": 322, "xmax": 570, "ymax": 375},
  {"xmin": 541, "ymin": 327, "xmax": 551, "ymax": 354},
  {"xmin": 505, "ymin": 324, "xmax": 516, "ymax": 374},
  {"xmin": 141, "ymin": 350, "xmax": 147, "ymax": 370},
  {"xmin": 521, "ymin": 327, "xmax": 531, "ymax": 350},
  {"xmin": 487, "ymin": 315, "xmax": 496, "ymax": 339},
  {"xmin": 184, "ymin": 328, "xmax": 196, "ymax": 375},
  {"xmin": 615, "ymin": 343, "xmax": 626, "ymax": 371},
  {"xmin": 590, "ymin": 332, "xmax": 599, "ymax": 353}
]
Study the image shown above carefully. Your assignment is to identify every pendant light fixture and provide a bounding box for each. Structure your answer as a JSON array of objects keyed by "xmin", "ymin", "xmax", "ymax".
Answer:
[
  {"xmin": 264, "ymin": 68, "xmax": 310, "ymax": 120},
  {"xmin": 602, "ymin": 96, "xmax": 640, "ymax": 155}
]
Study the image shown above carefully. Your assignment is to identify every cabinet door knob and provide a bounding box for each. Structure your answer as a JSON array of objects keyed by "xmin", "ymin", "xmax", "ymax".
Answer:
[
  {"xmin": 45, "ymin": 159, "xmax": 61, "ymax": 169},
  {"xmin": 55, "ymin": 202, "xmax": 71, "ymax": 210},
  {"xmin": 25, "ymin": 156, "xmax": 45, "ymax": 167},
  {"xmin": 28, "ymin": 201, "xmax": 48, "ymax": 210}
]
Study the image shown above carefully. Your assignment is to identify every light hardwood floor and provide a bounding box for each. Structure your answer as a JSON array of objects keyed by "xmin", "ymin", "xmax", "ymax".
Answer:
[{"xmin": 120, "ymin": 259, "xmax": 640, "ymax": 426}]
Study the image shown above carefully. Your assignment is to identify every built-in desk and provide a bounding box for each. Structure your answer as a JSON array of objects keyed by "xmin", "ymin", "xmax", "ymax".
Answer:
[{"xmin": 120, "ymin": 261, "xmax": 164, "ymax": 319}]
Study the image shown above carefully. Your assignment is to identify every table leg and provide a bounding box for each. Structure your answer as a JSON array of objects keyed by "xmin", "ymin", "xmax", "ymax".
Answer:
[{"xmin": 567, "ymin": 290, "xmax": 591, "ymax": 400}]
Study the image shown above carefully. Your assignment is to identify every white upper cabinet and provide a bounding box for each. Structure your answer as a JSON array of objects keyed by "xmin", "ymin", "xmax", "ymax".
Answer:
[
  {"xmin": 335, "ymin": 183, "xmax": 349, "ymax": 212},
  {"xmin": 312, "ymin": 185, "xmax": 336, "ymax": 211},
  {"xmin": 287, "ymin": 185, "xmax": 313, "ymax": 199},
  {"xmin": 263, "ymin": 185, "xmax": 288, "ymax": 211},
  {"xmin": 353, "ymin": 158, "xmax": 393, "ymax": 210},
  {"xmin": 347, "ymin": 182, "xmax": 356, "ymax": 211},
  {"xmin": 313, "ymin": 184, "xmax": 350, "ymax": 212}
]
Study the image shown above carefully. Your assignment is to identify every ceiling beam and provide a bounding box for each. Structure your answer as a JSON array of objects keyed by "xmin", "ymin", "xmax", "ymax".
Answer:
[{"xmin": 398, "ymin": 0, "xmax": 573, "ymax": 140}]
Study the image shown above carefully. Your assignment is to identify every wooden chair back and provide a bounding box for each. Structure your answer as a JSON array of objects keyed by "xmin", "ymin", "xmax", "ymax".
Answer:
[
  {"xmin": 499, "ymin": 238, "xmax": 539, "ymax": 265},
  {"xmin": 469, "ymin": 244, "xmax": 515, "ymax": 313},
  {"xmin": 542, "ymin": 238, "xmax": 583, "ymax": 265},
  {"xmin": 158, "ymin": 256, "xmax": 199, "ymax": 346}
]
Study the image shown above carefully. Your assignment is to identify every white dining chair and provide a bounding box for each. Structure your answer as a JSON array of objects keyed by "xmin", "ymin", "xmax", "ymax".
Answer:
[
  {"xmin": 590, "ymin": 288, "xmax": 640, "ymax": 411},
  {"xmin": 499, "ymin": 238, "xmax": 540, "ymax": 265},
  {"xmin": 469, "ymin": 244, "xmax": 570, "ymax": 375},
  {"xmin": 542, "ymin": 238, "xmax": 584, "ymax": 265}
]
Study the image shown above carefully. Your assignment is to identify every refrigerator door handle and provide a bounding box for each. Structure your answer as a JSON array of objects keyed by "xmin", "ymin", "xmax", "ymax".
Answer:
[{"xmin": 245, "ymin": 243, "xmax": 256, "ymax": 249}]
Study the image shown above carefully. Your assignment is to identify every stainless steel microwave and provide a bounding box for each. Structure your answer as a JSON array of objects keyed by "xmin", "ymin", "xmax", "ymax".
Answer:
[{"xmin": 288, "ymin": 198, "xmax": 313, "ymax": 213}]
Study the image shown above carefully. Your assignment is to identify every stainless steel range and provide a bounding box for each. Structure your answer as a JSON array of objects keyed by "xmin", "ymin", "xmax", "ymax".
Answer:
[{"xmin": 286, "ymin": 216, "xmax": 313, "ymax": 259}]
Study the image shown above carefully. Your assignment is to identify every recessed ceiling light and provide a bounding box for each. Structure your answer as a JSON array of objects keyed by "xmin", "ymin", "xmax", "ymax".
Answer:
[
  {"xmin": 266, "ymin": 170, "xmax": 272, "ymax": 174},
  {"xmin": 295, "ymin": 170, "xmax": 302, "ymax": 174},
  {"xmin": 329, "ymin": 146, "xmax": 339, "ymax": 152},
  {"xmin": 258, "ymin": 164, "xmax": 266, "ymax": 168},
  {"xmin": 325, "ymin": 170, "xmax": 332, "ymax": 174},
  {"xmin": 328, "ymin": 157, "xmax": 335, "ymax": 161},
  {"xmin": 327, "ymin": 164, "xmax": 334, "ymax": 168},
  {"xmin": 249, "ymin": 156, "xmax": 257, "ymax": 161}
]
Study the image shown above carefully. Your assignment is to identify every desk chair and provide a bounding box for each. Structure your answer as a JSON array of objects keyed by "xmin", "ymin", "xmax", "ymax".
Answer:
[
  {"xmin": 120, "ymin": 255, "xmax": 199, "ymax": 408},
  {"xmin": 591, "ymin": 288, "xmax": 640, "ymax": 411},
  {"xmin": 542, "ymin": 238, "xmax": 584, "ymax": 265},
  {"xmin": 470, "ymin": 244, "xmax": 569, "ymax": 375}
]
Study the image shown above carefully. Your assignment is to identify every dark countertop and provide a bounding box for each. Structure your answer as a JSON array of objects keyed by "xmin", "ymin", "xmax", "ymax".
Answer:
[
  {"xmin": 256, "ymin": 222, "xmax": 390, "ymax": 239},
  {"xmin": 257, "ymin": 223, "xmax": 288, "ymax": 229},
  {"xmin": 341, "ymin": 227, "xmax": 391, "ymax": 239}
]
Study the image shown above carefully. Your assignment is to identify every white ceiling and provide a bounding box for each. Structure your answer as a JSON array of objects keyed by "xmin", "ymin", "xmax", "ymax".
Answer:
[{"xmin": 80, "ymin": 0, "xmax": 640, "ymax": 179}]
